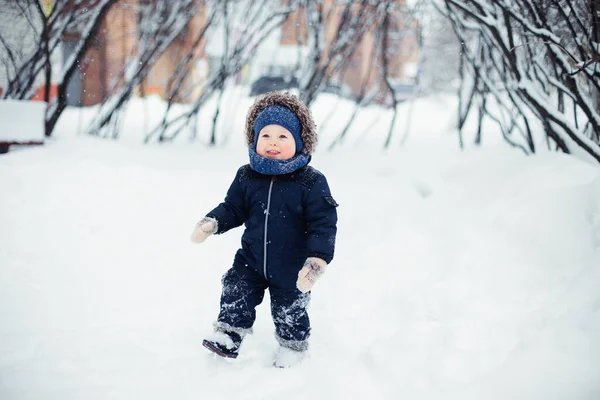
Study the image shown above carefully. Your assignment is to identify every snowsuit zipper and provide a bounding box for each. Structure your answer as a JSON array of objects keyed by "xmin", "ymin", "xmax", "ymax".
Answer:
[{"xmin": 263, "ymin": 176, "xmax": 276, "ymax": 279}]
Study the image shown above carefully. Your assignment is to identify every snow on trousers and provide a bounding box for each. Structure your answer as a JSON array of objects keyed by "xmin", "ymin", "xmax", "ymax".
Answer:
[{"xmin": 218, "ymin": 264, "xmax": 311, "ymax": 351}]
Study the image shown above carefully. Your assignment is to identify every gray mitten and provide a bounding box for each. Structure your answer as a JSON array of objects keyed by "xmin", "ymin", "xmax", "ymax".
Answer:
[
  {"xmin": 296, "ymin": 257, "xmax": 327, "ymax": 293},
  {"xmin": 191, "ymin": 217, "xmax": 218, "ymax": 243}
]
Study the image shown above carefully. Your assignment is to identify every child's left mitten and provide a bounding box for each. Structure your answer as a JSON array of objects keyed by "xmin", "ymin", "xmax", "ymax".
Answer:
[
  {"xmin": 296, "ymin": 257, "xmax": 327, "ymax": 293},
  {"xmin": 191, "ymin": 217, "xmax": 218, "ymax": 243}
]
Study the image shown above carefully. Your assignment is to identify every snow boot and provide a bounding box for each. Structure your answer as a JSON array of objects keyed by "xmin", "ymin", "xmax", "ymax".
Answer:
[
  {"xmin": 202, "ymin": 330, "xmax": 242, "ymax": 359},
  {"xmin": 273, "ymin": 346, "xmax": 306, "ymax": 368}
]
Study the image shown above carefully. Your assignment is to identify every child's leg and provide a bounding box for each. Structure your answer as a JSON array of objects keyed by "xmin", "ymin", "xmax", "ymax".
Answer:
[
  {"xmin": 269, "ymin": 286, "xmax": 311, "ymax": 351},
  {"xmin": 215, "ymin": 264, "xmax": 268, "ymax": 339}
]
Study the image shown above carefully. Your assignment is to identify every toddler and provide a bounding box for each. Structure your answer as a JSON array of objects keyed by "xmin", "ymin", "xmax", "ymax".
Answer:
[{"xmin": 191, "ymin": 91, "xmax": 338, "ymax": 367}]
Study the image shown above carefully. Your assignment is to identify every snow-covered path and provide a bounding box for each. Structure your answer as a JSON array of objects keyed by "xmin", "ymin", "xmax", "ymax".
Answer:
[{"xmin": 1, "ymin": 136, "xmax": 600, "ymax": 400}]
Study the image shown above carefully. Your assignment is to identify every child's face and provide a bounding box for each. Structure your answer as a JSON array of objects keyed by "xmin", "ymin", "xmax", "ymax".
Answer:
[{"xmin": 256, "ymin": 124, "xmax": 297, "ymax": 160}]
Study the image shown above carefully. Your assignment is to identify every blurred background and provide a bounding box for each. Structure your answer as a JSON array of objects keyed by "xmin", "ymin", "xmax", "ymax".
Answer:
[{"xmin": 0, "ymin": 0, "xmax": 599, "ymax": 162}]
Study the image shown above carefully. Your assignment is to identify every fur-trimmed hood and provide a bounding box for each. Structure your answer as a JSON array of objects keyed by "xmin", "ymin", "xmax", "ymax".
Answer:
[{"xmin": 245, "ymin": 91, "xmax": 317, "ymax": 155}]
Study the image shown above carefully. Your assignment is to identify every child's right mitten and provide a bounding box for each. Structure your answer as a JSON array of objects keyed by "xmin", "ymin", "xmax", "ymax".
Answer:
[{"xmin": 190, "ymin": 217, "xmax": 218, "ymax": 243}]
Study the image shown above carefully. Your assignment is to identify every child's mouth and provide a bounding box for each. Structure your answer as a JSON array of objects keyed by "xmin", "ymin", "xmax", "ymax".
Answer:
[{"xmin": 266, "ymin": 150, "xmax": 280, "ymax": 156}]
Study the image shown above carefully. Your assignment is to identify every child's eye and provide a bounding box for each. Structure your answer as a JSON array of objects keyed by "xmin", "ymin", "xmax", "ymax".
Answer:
[
  {"xmin": 279, "ymin": 135, "xmax": 288, "ymax": 139},
  {"xmin": 261, "ymin": 133, "xmax": 270, "ymax": 138}
]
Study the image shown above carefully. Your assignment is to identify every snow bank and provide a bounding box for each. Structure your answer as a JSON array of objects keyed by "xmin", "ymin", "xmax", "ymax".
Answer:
[
  {"xmin": 0, "ymin": 100, "xmax": 45, "ymax": 143},
  {"xmin": 324, "ymin": 149, "xmax": 600, "ymax": 399}
]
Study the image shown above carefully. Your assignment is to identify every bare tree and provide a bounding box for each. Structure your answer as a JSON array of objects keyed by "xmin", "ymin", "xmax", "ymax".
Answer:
[
  {"xmin": 439, "ymin": 0, "xmax": 600, "ymax": 162},
  {"xmin": 0, "ymin": 0, "xmax": 119, "ymax": 136},
  {"xmin": 327, "ymin": 23, "xmax": 381, "ymax": 150},
  {"xmin": 321, "ymin": 0, "xmax": 420, "ymax": 149},
  {"xmin": 208, "ymin": 0, "xmax": 231, "ymax": 146},
  {"xmin": 381, "ymin": 0, "xmax": 422, "ymax": 148},
  {"xmin": 1, "ymin": 0, "xmax": 60, "ymax": 101},
  {"xmin": 146, "ymin": 0, "xmax": 301, "ymax": 143},
  {"xmin": 381, "ymin": 0, "xmax": 400, "ymax": 149},
  {"xmin": 86, "ymin": 0, "xmax": 203, "ymax": 138},
  {"xmin": 46, "ymin": 0, "xmax": 118, "ymax": 136},
  {"xmin": 297, "ymin": 0, "xmax": 380, "ymax": 106},
  {"xmin": 153, "ymin": 3, "xmax": 218, "ymax": 143}
]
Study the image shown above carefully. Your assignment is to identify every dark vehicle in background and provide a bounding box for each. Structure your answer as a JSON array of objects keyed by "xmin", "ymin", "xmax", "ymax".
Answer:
[
  {"xmin": 249, "ymin": 76, "xmax": 299, "ymax": 96},
  {"xmin": 374, "ymin": 83, "xmax": 417, "ymax": 108},
  {"xmin": 393, "ymin": 83, "xmax": 416, "ymax": 102}
]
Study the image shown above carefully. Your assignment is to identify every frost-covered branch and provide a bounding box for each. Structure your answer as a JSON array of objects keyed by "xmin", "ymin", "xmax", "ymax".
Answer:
[
  {"xmin": 441, "ymin": 0, "xmax": 600, "ymax": 162},
  {"xmin": 46, "ymin": 0, "xmax": 119, "ymax": 136},
  {"xmin": 147, "ymin": 0, "xmax": 301, "ymax": 143},
  {"xmin": 86, "ymin": 0, "xmax": 202, "ymax": 137},
  {"xmin": 0, "ymin": 0, "xmax": 119, "ymax": 137},
  {"xmin": 298, "ymin": 0, "xmax": 379, "ymax": 106}
]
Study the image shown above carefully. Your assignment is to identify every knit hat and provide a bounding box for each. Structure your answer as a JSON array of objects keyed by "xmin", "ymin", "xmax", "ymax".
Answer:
[
  {"xmin": 252, "ymin": 105, "xmax": 303, "ymax": 153},
  {"xmin": 245, "ymin": 91, "xmax": 317, "ymax": 156}
]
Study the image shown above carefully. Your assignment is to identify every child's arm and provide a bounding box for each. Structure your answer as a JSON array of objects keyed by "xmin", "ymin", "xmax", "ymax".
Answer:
[
  {"xmin": 304, "ymin": 174, "xmax": 338, "ymax": 263},
  {"xmin": 297, "ymin": 174, "xmax": 338, "ymax": 292},
  {"xmin": 191, "ymin": 167, "xmax": 248, "ymax": 243}
]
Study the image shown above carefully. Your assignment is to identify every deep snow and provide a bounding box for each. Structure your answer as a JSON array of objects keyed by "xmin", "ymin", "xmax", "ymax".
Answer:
[{"xmin": 1, "ymin": 93, "xmax": 599, "ymax": 399}]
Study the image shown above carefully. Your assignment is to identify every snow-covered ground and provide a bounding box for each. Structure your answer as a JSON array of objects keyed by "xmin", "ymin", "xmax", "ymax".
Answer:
[{"xmin": 1, "ymin": 93, "xmax": 599, "ymax": 399}]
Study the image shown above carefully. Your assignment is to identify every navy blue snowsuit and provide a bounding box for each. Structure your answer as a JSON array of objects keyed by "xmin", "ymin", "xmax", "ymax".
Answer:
[{"xmin": 207, "ymin": 163, "xmax": 338, "ymax": 347}]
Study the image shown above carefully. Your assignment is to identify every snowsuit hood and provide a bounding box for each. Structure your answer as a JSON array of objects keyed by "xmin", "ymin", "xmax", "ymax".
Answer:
[{"xmin": 245, "ymin": 91, "xmax": 317, "ymax": 156}]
